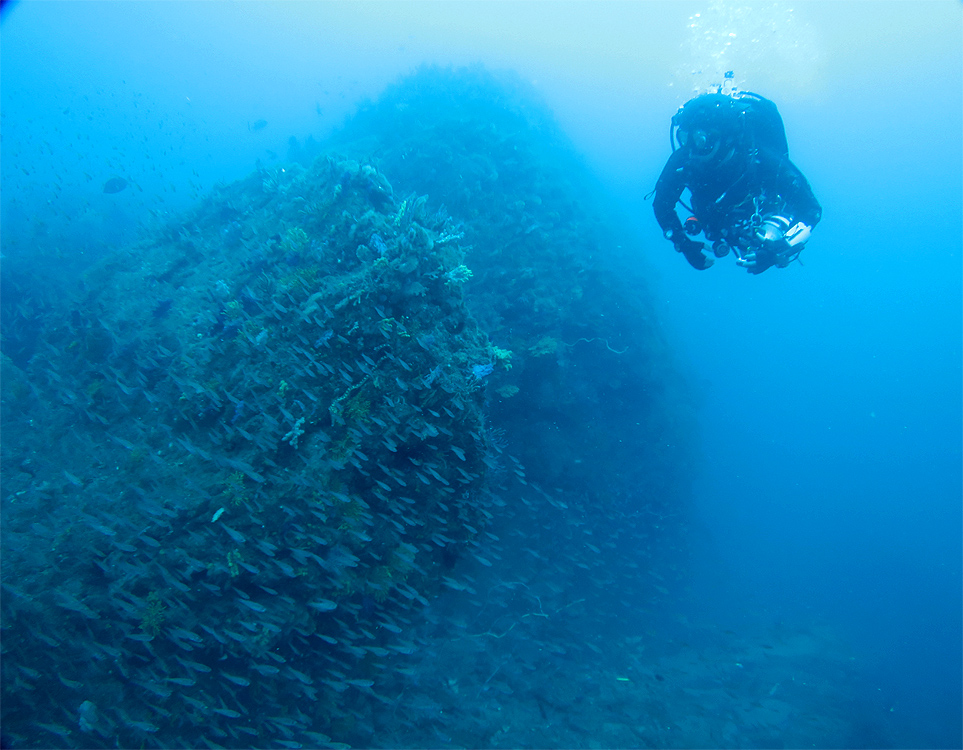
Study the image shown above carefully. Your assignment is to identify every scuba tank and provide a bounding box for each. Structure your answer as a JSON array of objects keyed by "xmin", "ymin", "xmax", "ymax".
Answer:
[{"xmin": 721, "ymin": 70, "xmax": 736, "ymax": 97}]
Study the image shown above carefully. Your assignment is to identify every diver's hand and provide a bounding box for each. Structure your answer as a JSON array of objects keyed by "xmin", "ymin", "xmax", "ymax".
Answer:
[
  {"xmin": 675, "ymin": 237, "xmax": 713, "ymax": 270},
  {"xmin": 736, "ymin": 249, "xmax": 769, "ymax": 274},
  {"xmin": 737, "ymin": 240, "xmax": 787, "ymax": 274}
]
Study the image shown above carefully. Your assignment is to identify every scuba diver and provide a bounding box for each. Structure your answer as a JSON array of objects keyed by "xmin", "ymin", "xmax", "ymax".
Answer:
[{"xmin": 653, "ymin": 74, "xmax": 822, "ymax": 274}]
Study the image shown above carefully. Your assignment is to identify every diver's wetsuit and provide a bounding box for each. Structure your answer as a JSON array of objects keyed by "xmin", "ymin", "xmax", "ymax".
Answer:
[
  {"xmin": 653, "ymin": 92, "xmax": 822, "ymax": 272},
  {"xmin": 654, "ymin": 145, "xmax": 822, "ymax": 246}
]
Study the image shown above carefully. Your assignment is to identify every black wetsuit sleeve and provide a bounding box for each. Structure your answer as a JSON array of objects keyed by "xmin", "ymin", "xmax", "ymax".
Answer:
[
  {"xmin": 760, "ymin": 149, "xmax": 821, "ymax": 228},
  {"xmin": 653, "ymin": 149, "xmax": 687, "ymax": 239},
  {"xmin": 783, "ymin": 160, "xmax": 822, "ymax": 228}
]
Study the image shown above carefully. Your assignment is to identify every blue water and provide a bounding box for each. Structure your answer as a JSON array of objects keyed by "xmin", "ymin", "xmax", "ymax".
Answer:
[{"xmin": 2, "ymin": 2, "xmax": 960, "ymax": 748}]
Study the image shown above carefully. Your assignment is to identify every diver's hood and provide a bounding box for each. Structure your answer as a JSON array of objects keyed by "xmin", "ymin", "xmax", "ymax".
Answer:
[{"xmin": 673, "ymin": 94, "xmax": 740, "ymax": 132}]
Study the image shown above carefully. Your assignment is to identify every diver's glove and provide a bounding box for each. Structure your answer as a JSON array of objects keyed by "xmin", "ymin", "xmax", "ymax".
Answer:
[
  {"xmin": 739, "ymin": 218, "xmax": 812, "ymax": 274},
  {"xmin": 674, "ymin": 236, "xmax": 714, "ymax": 270},
  {"xmin": 737, "ymin": 239, "xmax": 790, "ymax": 275}
]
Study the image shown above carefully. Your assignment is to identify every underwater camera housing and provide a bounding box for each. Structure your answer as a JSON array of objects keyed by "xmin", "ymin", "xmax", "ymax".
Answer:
[{"xmin": 756, "ymin": 215, "xmax": 812, "ymax": 248}]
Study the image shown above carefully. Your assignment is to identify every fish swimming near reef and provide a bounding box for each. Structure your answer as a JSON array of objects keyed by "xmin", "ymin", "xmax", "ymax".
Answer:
[{"xmin": 102, "ymin": 176, "xmax": 128, "ymax": 194}]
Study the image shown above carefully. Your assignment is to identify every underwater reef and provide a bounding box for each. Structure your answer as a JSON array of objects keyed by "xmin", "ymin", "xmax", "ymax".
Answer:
[
  {"xmin": 327, "ymin": 66, "xmax": 690, "ymax": 505},
  {"xmin": 1, "ymin": 67, "xmax": 698, "ymax": 748}
]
